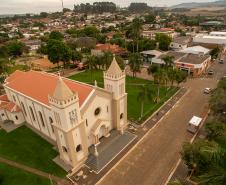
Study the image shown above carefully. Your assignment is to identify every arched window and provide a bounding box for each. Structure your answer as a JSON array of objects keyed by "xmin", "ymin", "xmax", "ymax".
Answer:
[
  {"xmin": 21, "ymin": 102, "xmax": 27, "ymax": 116},
  {"xmin": 76, "ymin": 144, "xmax": 82, "ymax": 152},
  {"xmin": 86, "ymin": 119, "xmax": 88, "ymax": 127},
  {"xmin": 120, "ymin": 113, "xmax": 124, "ymax": 119},
  {"xmin": 49, "ymin": 117, "xmax": 54, "ymax": 132},
  {"xmin": 49, "ymin": 117, "xmax": 53, "ymax": 124},
  {"xmin": 62, "ymin": 146, "xmax": 68, "ymax": 153},
  {"xmin": 29, "ymin": 106, "xmax": 35, "ymax": 121},
  {"xmin": 38, "ymin": 111, "xmax": 45, "ymax": 127}
]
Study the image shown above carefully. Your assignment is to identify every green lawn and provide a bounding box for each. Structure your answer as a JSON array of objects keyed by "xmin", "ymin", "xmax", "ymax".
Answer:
[
  {"xmin": 0, "ymin": 163, "xmax": 51, "ymax": 185},
  {"xmin": 6, "ymin": 64, "xmax": 29, "ymax": 74},
  {"xmin": 69, "ymin": 70, "xmax": 178, "ymax": 123},
  {"xmin": 0, "ymin": 126, "xmax": 66, "ymax": 177}
]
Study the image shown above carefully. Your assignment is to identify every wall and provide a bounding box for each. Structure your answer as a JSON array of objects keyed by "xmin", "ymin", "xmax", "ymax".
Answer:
[
  {"xmin": 4, "ymin": 86, "xmax": 56, "ymax": 141},
  {"xmin": 82, "ymin": 93, "xmax": 112, "ymax": 146}
]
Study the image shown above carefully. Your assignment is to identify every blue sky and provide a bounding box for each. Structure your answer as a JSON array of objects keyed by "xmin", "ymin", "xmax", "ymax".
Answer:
[{"xmin": 0, "ymin": 0, "xmax": 215, "ymax": 14}]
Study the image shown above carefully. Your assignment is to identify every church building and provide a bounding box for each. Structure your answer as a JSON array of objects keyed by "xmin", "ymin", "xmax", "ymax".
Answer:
[{"xmin": 0, "ymin": 57, "xmax": 128, "ymax": 172}]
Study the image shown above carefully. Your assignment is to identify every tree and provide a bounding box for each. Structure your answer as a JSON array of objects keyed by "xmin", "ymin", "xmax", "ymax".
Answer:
[
  {"xmin": 175, "ymin": 69, "xmax": 187, "ymax": 87},
  {"xmin": 101, "ymin": 52, "xmax": 113, "ymax": 70},
  {"xmin": 128, "ymin": 53, "xmax": 143, "ymax": 77},
  {"xmin": 47, "ymin": 39, "xmax": 70, "ymax": 68},
  {"xmin": 144, "ymin": 14, "xmax": 155, "ymax": 23},
  {"xmin": 74, "ymin": 2, "xmax": 116, "ymax": 14},
  {"xmin": 128, "ymin": 3, "xmax": 151, "ymax": 13},
  {"xmin": 6, "ymin": 41, "xmax": 26, "ymax": 58},
  {"xmin": 153, "ymin": 68, "xmax": 168, "ymax": 102},
  {"xmin": 167, "ymin": 68, "xmax": 177, "ymax": 87},
  {"xmin": 137, "ymin": 85, "xmax": 154, "ymax": 119},
  {"xmin": 198, "ymin": 147, "xmax": 226, "ymax": 185},
  {"xmin": 40, "ymin": 12, "xmax": 48, "ymax": 18},
  {"xmin": 37, "ymin": 44, "xmax": 48, "ymax": 54},
  {"xmin": 77, "ymin": 26, "xmax": 100, "ymax": 38},
  {"xmin": 210, "ymin": 47, "xmax": 220, "ymax": 59},
  {"xmin": 162, "ymin": 55, "xmax": 175, "ymax": 69},
  {"xmin": 85, "ymin": 55, "xmax": 98, "ymax": 81},
  {"xmin": 71, "ymin": 51, "xmax": 83, "ymax": 63},
  {"xmin": 210, "ymin": 89, "xmax": 226, "ymax": 115},
  {"xmin": 205, "ymin": 122, "xmax": 226, "ymax": 141},
  {"xmin": 61, "ymin": 45, "xmax": 71, "ymax": 67},
  {"xmin": 181, "ymin": 140, "xmax": 215, "ymax": 175},
  {"xmin": 75, "ymin": 37, "xmax": 96, "ymax": 49},
  {"xmin": 49, "ymin": 31, "xmax": 63, "ymax": 41},
  {"xmin": 147, "ymin": 64, "xmax": 159, "ymax": 75},
  {"xmin": 155, "ymin": 33, "xmax": 172, "ymax": 51},
  {"xmin": 131, "ymin": 18, "xmax": 143, "ymax": 52}
]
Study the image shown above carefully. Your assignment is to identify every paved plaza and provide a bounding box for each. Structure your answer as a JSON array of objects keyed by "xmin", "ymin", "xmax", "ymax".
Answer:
[{"xmin": 85, "ymin": 130, "xmax": 136, "ymax": 173}]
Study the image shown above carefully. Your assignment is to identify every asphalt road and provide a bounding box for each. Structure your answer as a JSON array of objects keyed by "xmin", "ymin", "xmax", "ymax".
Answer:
[{"xmin": 98, "ymin": 61, "xmax": 226, "ymax": 185}]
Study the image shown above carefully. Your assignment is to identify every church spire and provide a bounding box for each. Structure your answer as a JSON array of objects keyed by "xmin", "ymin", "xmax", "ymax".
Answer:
[
  {"xmin": 106, "ymin": 55, "xmax": 123, "ymax": 75},
  {"xmin": 52, "ymin": 77, "xmax": 74, "ymax": 101}
]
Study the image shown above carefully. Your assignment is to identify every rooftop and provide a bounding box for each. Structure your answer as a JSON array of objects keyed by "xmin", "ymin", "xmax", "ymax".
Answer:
[
  {"xmin": 5, "ymin": 71, "xmax": 94, "ymax": 107},
  {"xmin": 180, "ymin": 46, "xmax": 210, "ymax": 55},
  {"xmin": 172, "ymin": 36, "xmax": 191, "ymax": 45},
  {"xmin": 158, "ymin": 51, "xmax": 185, "ymax": 61},
  {"xmin": 178, "ymin": 53, "xmax": 210, "ymax": 65}
]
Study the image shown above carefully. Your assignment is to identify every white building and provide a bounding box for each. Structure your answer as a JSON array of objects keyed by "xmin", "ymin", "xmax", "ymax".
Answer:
[
  {"xmin": 179, "ymin": 46, "xmax": 210, "ymax": 55},
  {"xmin": 193, "ymin": 31, "xmax": 226, "ymax": 45},
  {"xmin": 170, "ymin": 36, "xmax": 191, "ymax": 50},
  {"xmin": 0, "ymin": 57, "xmax": 128, "ymax": 173}
]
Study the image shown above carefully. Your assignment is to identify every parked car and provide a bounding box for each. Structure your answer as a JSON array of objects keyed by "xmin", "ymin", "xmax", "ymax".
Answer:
[
  {"xmin": 208, "ymin": 70, "xmax": 214, "ymax": 75},
  {"xmin": 204, "ymin": 88, "xmax": 212, "ymax": 94},
  {"xmin": 187, "ymin": 116, "xmax": 202, "ymax": 134}
]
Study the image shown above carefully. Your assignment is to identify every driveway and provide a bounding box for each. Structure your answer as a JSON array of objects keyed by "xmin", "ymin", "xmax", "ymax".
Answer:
[{"xmin": 98, "ymin": 78, "xmax": 218, "ymax": 185}]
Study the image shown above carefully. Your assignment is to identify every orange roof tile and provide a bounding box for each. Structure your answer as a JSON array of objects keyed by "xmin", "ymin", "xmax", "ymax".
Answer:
[
  {"xmin": 3, "ymin": 102, "xmax": 21, "ymax": 113},
  {"xmin": 6, "ymin": 70, "xmax": 26, "ymax": 83},
  {"xmin": 5, "ymin": 71, "xmax": 94, "ymax": 107},
  {"xmin": 0, "ymin": 94, "xmax": 9, "ymax": 102}
]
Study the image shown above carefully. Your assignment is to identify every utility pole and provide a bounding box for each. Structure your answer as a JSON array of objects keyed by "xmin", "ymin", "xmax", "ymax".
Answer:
[{"xmin": 60, "ymin": 0, "xmax": 64, "ymax": 12}]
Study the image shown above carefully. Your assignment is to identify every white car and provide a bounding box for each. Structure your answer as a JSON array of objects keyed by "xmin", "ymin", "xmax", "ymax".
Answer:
[{"xmin": 204, "ymin": 88, "xmax": 211, "ymax": 94}]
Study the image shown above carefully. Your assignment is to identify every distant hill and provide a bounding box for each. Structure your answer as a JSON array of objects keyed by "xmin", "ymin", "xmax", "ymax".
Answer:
[{"xmin": 171, "ymin": 0, "xmax": 226, "ymax": 9}]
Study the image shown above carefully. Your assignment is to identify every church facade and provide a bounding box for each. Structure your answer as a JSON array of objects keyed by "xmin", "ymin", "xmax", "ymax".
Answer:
[{"xmin": 0, "ymin": 57, "xmax": 128, "ymax": 172}]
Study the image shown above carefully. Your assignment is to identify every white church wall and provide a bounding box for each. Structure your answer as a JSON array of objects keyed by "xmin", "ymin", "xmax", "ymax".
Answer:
[
  {"xmin": 72, "ymin": 129, "xmax": 85, "ymax": 161},
  {"xmin": 82, "ymin": 94, "xmax": 112, "ymax": 146},
  {"xmin": 57, "ymin": 129, "xmax": 70, "ymax": 162}
]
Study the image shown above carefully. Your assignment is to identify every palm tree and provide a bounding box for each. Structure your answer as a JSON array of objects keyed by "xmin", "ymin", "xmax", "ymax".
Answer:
[
  {"xmin": 198, "ymin": 146, "xmax": 226, "ymax": 185},
  {"xmin": 101, "ymin": 52, "xmax": 113, "ymax": 70},
  {"xmin": 137, "ymin": 85, "xmax": 154, "ymax": 119},
  {"xmin": 131, "ymin": 18, "xmax": 142, "ymax": 52},
  {"xmin": 153, "ymin": 68, "xmax": 168, "ymax": 102},
  {"xmin": 162, "ymin": 55, "xmax": 175, "ymax": 69},
  {"xmin": 85, "ymin": 55, "xmax": 98, "ymax": 82},
  {"xmin": 167, "ymin": 68, "xmax": 176, "ymax": 87},
  {"xmin": 175, "ymin": 69, "xmax": 187, "ymax": 87},
  {"xmin": 128, "ymin": 53, "xmax": 143, "ymax": 77}
]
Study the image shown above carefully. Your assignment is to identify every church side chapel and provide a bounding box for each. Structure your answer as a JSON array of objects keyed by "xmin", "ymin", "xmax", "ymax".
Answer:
[{"xmin": 0, "ymin": 56, "xmax": 134, "ymax": 173}]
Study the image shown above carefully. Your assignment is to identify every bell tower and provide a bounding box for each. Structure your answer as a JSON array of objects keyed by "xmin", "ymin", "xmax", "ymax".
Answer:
[
  {"xmin": 49, "ymin": 77, "xmax": 88, "ymax": 172},
  {"xmin": 104, "ymin": 56, "xmax": 128, "ymax": 133}
]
